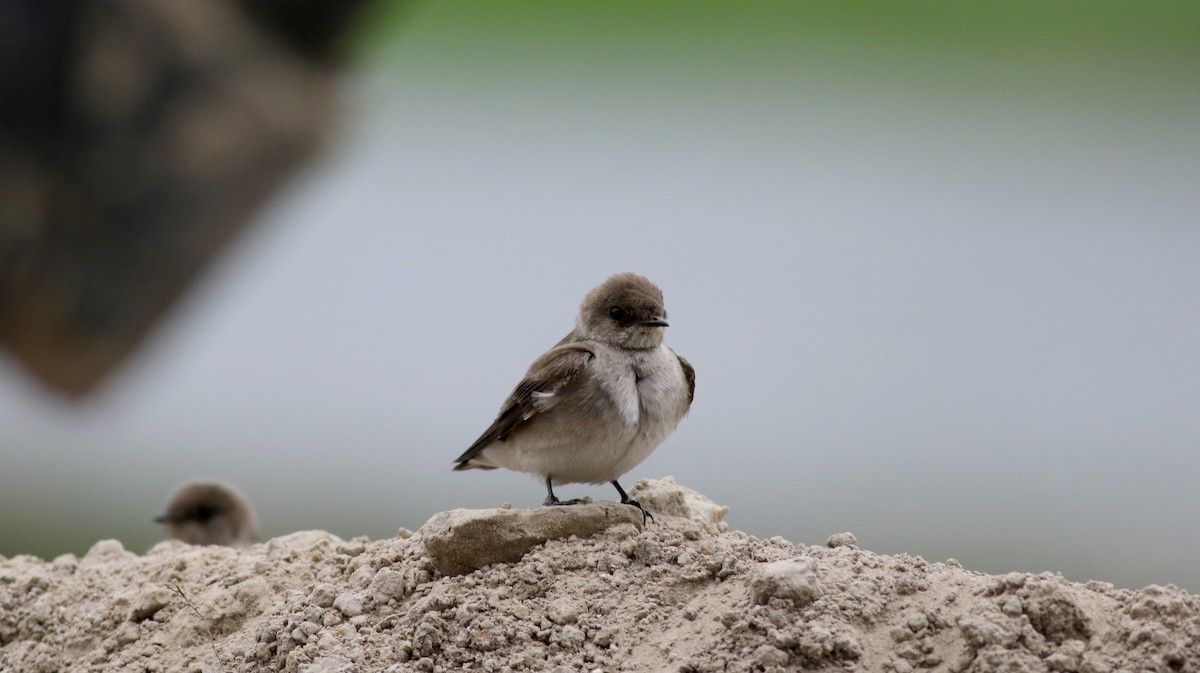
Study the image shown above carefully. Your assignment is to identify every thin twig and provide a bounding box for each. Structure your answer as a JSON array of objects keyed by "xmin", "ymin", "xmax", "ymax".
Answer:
[{"xmin": 168, "ymin": 579, "xmax": 227, "ymax": 671}]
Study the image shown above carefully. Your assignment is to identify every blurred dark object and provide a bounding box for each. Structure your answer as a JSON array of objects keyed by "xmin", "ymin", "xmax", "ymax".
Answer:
[
  {"xmin": 0, "ymin": 0, "xmax": 370, "ymax": 397},
  {"xmin": 234, "ymin": 0, "xmax": 371, "ymax": 63}
]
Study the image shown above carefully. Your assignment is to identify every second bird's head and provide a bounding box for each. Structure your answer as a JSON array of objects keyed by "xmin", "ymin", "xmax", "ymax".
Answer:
[{"xmin": 155, "ymin": 480, "xmax": 260, "ymax": 548}]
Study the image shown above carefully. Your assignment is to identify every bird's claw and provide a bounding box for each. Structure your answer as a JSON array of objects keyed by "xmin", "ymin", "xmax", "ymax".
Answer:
[
  {"xmin": 623, "ymin": 497, "xmax": 654, "ymax": 525},
  {"xmin": 544, "ymin": 496, "xmax": 590, "ymax": 507}
]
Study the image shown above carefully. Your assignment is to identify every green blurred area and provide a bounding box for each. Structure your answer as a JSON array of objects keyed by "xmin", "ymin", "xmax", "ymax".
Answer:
[
  {"xmin": 357, "ymin": 0, "xmax": 1200, "ymax": 88},
  {"xmin": 348, "ymin": 0, "xmax": 1200, "ymax": 158}
]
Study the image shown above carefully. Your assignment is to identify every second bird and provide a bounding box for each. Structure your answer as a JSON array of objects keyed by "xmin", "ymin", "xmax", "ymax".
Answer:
[
  {"xmin": 155, "ymin": 480, "xmax": 260, "ymax": 547},
  {"xmin": 454, "ymin": 272, "xmax": 695, "ymax": 521}
]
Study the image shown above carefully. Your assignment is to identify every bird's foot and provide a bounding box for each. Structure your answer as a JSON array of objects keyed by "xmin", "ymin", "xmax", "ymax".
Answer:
[
  {"xmin": 543, "ymin": 476, "xmax": 591, "ymax": 507},
  {"xmin": 621, "ymin": 497, "xmax": 654, "ymax": 525},
  {"xmin": 609, "ymin": 479, "xmax": 654, "ymax": 525},
  {"xmin": 543, "ymin": 495, "xmax": 592, "ymax": 507}
]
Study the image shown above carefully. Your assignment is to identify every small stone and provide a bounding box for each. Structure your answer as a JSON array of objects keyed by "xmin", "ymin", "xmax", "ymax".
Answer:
[
  {"xmin": 309, "ymin": 584, "xmax": 338, "ymax": 608},
  {"xmin": 826, "ymin": 532, "xmax": 858, "ymax": 549},
  {"xmin": 337, "ymin": 540, "xmax": 366, "ymax": 557},
  {"xmin": 1000, "ymin": 596, "xmax": 1023, "ymax": 616},
  {"xmin": 50, "ymin": 554, "xmax": 78, "ymax": 571},
  {"xmin": 84, "ymin": 539, "xmax": 128, "ymax": 561},
  {"xmin": 558, "ymin": 625, "xmax": 586, "ymax": 649},
  {"xmin": 548, "ymin": 599, "xmax": 580, "ymax": 625},
  {"xmin": 749, "ymin": 558, "xmax": 823, "ymax": 607},
  {"xmin": 633, "ymin": 539, "xmax": 665, "ymax": 565},
  {"xmin": 369, "ymin": 569, "xmax": 408, "ymax": 603},
  {"xmin": 753, "ymin": 644, "xmax": 790, "ymax": 667},
  {"xmin": 333, "ymin": 592, "xmax": 364, "ymax": 617},
  {"xmin": 130, "ymin": 588, "xmax": 173, "ymax": 622},
  {"xmin": 905, "ymin": 612, "xmax": 928, "ymax": 632}
]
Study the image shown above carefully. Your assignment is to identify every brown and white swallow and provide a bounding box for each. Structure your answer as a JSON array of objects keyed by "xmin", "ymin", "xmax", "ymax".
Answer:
[{"xmin": 454, "ymin": 272, "xmax": 695, "ymax": 521}]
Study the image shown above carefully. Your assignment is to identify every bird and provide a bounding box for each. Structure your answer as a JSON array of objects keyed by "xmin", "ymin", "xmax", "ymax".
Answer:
[
  {"xmin": 454, "ymin": 272, "xmax": 695, "ymax": 522},
  {"xmin": 154, "ymin": 480, "xmax": 260, "ymax": 547}
]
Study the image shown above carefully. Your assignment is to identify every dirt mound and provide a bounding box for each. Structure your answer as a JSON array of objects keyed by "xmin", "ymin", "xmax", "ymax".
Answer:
[{"xmin": 1, "ymin": 478, "xmax": 1196, "ymax": 672}]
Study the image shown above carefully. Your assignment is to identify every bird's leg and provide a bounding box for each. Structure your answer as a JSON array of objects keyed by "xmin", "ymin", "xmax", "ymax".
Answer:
[
  {"xmin": 611, "ymin": 480, "xmax": 653, "ymax": 524},
  {"xmin": 543, "ymin": 476, "xmax": 587, "ymax": 506}
]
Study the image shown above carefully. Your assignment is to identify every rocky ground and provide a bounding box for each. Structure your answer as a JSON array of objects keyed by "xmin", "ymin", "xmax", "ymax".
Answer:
[{"xmin": 1, "ymin": 478, "xmax": 1197, "ymax": 672}]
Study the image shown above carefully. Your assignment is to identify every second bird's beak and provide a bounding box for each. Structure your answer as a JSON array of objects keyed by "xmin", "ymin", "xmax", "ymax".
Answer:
[
  {"xmin": 153, "ymin": 512, "xmax": 177, "ymax": 523},
  {"xmin": 640, "ymin": 317, "xmax": 669, "ymax": 327}
]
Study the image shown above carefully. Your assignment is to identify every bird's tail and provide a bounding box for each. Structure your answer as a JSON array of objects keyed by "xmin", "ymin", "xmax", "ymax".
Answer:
[{"xmin": 452, "ymin": 460, "xmax": 497, "ymax": 472}]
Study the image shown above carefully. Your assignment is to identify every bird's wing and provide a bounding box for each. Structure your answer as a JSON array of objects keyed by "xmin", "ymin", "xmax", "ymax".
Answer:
[
  {"xmin": 453, "ymin": 342, "xmax": 595, "ymax": 468},
  {"xmin": 673, "ymin": 349, "xmax": 696, "ymax": 405}
]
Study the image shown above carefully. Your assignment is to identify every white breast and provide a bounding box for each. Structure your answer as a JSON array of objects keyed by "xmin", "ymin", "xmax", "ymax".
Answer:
[{"xmin": 588, "ymin": 345, "xmax": 689, "ymax": 474}]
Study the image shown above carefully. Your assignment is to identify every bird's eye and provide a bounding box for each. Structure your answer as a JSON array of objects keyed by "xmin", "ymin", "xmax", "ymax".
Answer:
[
  {"xmin": 194, "ymin": 506, "xmax": 217, "ymax": 522},
  {"xmin": 608, "ymin": 306, "xmax": 628, "ymax": 321}
]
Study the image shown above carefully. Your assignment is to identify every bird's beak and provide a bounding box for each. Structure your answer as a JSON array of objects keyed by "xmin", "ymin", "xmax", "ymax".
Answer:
[
  {"xmin": 640, "ymin": 317, "xmax": 669, "ymax": 327},
  {"xmin": 153, "ymin": 512, "xmax": 176, "ymax": 523}
]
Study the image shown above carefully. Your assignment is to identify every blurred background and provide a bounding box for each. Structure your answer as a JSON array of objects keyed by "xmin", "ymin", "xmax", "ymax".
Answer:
[{"xmin": 2, "ymin": 1, "xmax": 1198, "ymax": 592}]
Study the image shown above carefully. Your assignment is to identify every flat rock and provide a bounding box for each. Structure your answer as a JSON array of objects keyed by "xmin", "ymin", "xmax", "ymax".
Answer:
[{"xmin": 418, "ymin": 502, "xmax": 644, "ymax": 576}]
